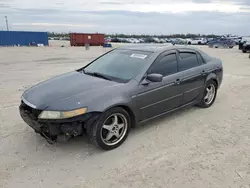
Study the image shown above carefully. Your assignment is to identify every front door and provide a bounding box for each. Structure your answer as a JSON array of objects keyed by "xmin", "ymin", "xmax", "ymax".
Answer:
[{"xmin": 136, "ymin": 51, "xmax": 183, "ymax": 122}]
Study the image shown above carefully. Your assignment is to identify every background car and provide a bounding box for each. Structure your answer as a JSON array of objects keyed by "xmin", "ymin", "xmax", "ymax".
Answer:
[
  {"xmin": 20, "ymin": 45, "xmax": 223, "ymax": 150},
  {"xmin": 239, "ymin": 37, "xmax": 250, "ymax": 52},
  {"xmin": 171, "ymin": 38, "xmax": 187, "ymax": 45},
  {"xmin": 239, "ymin": 37, "xmax": 249, "ymax": 50},
  {"xmin": 242, "ymin": 41, "xmax": 250, "ymax": 53},
  {"xmin": 187, "ymin": 38, "xmax": 207, "ymax": 45},
  {"xmin": 208, "ymin": 38, "xmax": 236, "ymax": 48}
]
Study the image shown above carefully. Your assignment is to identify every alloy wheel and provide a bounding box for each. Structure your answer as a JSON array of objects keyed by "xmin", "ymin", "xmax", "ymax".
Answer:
[
  {"xmin": 101, "ymin": 113, "xmax": 128, "ymax": 146},
  {"xmin": 204, "ymin": 84, "xmax": 216, "ymax": 105}
]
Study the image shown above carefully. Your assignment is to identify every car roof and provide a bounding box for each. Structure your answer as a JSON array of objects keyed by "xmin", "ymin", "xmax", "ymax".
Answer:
[{"xmin": 117, "ymin": 44, "xmax": 200, "ymax": 53}]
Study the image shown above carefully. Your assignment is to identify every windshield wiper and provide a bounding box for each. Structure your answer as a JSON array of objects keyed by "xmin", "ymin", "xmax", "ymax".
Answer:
[{"xmin": 84, "ymin": 71, "xmax": 112, "ymax": 81}]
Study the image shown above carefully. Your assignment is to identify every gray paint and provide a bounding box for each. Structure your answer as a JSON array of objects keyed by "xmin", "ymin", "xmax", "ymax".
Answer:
[{"xmin": 22, "ymin": 45, "xmax": 223, "ymax": 126}]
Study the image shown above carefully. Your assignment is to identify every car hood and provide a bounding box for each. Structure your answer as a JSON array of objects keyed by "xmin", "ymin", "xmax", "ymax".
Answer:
[{"xmin": 22, "ymin": 71, "xmax": 120, "ymax": 110}]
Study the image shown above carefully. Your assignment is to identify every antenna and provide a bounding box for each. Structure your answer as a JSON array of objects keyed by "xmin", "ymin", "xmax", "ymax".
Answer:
[{"xmin": 5, "ymin": 16, "xmax": 9, "ymax": 31}]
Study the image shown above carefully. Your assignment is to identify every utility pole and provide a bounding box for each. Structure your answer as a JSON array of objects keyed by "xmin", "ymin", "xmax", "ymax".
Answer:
[{"xmin": 5, "ymin": 16, "xmax": 9, "ymax": 31}]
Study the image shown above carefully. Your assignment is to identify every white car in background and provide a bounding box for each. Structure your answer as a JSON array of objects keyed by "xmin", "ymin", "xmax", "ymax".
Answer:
[
  {"xmin": 187, "ymin": 38, "xmax": 207, "ymax": 45},
  {"xmin": 152, "ymin": 37, "xmax": 160, "ymax": 43},
  {"xmin": 159, "ymin": 39, "xmax": 166, "ymax": 43},
  {"xmin": 172, "ymin": 38, "xmax": 187, "ymax": 45},
  {"xmin": 127, "ymin": 38, "xmax": 140, "ymax": 43}
]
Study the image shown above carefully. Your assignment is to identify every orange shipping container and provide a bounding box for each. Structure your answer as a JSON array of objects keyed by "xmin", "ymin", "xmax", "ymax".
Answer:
[{"xmin": 70, "ymin": 33, "xmax": 105, "ymax": 46}]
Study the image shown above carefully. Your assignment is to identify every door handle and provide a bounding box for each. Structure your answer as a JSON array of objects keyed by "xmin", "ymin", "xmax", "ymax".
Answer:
[
  {"xmin": 175, "ymin": 79, "xmax": 181, "ymax": 85},
  {"xmin": 201, "ymin": 70, "xmax": 207, "ymax": 75}
]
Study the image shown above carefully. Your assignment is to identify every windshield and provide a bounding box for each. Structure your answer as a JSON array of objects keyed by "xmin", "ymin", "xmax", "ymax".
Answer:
[{"xmin": 84, "ymin": 49, "xmax": 152, "ymax": 82}]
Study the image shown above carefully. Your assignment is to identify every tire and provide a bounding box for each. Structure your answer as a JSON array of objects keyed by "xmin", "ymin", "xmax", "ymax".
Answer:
[
  {"xmin": 198, "ymin": 80, "xmax": 217, "ymax": 108},
  {"xmin": 87, "ymin": 107, "xmax": 131, "ymax": 150},
  {"xmin": 242, "ymin": 50, "xmax": 247, "ymax": 53},
  {"xmin": 188, "ymin": 42, "xmax": 191, "ymax": 45}
]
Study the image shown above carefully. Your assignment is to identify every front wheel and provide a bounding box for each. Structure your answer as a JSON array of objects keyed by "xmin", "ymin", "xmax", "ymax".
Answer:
[
  {"xmin": 198, "ymin": 81, "xmax": 217, "ymax": 108},
  {"xmin": 87, "ymin": 107, "xmax": 131, "ymax": 150}
]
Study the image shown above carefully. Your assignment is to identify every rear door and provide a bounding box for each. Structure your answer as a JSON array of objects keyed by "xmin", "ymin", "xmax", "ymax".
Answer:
[
  {"xmin": 136, "ymin": 51, "xmax": 183, "ymax": 122},
  {"xmin": 177, "ymin": 50, "xmax": 206, "ymax": 105}
]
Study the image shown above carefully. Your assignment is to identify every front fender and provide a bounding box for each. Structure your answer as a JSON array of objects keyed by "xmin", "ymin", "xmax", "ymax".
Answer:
[
  {"xmin": 87, "ymin": 96, "xmax": 133, "ymax": 113},
  {"xmin": 45, "ymin": 91, "xmax": 134, "ymax": 113}
]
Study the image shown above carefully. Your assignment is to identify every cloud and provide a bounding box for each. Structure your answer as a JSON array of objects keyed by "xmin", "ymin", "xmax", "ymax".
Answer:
[
  {"xmin": 0, "ymin": 2, "xmax": 10, "ymax": 7},
  {"xmin": 192, "ymin": 0, "xmax": 212, "ymax": 3},
  {"xmin": 6, "ymin": 10, "xmax": 250, "ymax": 35},
  {"xmin": 13, "ymin": 23, "xmax": 95, "ymax": 28},
  {"xmin": 0, "ymin": 0, "xmax": 249, "ymax": 35},
  {"xmin": 2, "ymin": 0, "xmax": 250, "ymax": 13},
  {"xmin": 100, "ymin": 1, "xmax": 124, "ymax": 5},
  {"xmin": 234, "ymin": 0, "xmax": 250, "ymax": 6},
  {"xmin": 0, "ymin": 0, "xmax": 12, "ymax": 8}
]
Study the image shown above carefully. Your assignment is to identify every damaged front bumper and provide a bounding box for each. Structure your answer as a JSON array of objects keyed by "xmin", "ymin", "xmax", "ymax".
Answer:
[{"xmin": 19, "ymin": 101, "xmax": 98, "ymax": 144}]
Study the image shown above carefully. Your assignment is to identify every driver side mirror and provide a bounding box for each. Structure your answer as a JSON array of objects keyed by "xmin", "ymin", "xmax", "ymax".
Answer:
[{"xmin": 146, "ymin": 73, "xmax": 163, "ymax": 83}]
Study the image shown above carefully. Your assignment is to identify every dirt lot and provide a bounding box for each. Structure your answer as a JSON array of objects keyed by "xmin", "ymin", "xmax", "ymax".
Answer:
[{"xmin": 0, "ymin": 41, "xmax": 250, "ymax": 188}]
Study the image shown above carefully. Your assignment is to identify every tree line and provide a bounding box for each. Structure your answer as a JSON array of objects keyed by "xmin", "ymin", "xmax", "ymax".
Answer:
[
  {"xmin": 105, "ymin": 34, "xmax": 220, "ymax": 39},
  {"xmin": 48, "ymin": 32, "xmax": 220, "ymax": 39}
]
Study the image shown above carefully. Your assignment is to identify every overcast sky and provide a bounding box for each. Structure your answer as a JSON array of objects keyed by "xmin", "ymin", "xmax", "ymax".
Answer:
[{"xmin": 0, "ymin": 0, "xmax": 250, "ymax": 35}]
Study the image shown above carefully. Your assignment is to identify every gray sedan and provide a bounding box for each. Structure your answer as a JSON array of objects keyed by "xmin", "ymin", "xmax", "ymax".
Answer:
[{"xmin": 19, "ymin": 45, "xmax": 223, "ymax": 150}]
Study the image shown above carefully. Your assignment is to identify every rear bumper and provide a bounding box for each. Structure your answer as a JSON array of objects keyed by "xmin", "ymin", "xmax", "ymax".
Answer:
[
  {"xmin": 218, "ymin": 68, "xmax": 223, "ymax": 88},
  {"xmin": 19, "ymin": 104, "xmax": 98, "ymax": 143}
]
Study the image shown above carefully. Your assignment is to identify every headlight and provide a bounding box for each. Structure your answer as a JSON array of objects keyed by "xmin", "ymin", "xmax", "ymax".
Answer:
[{"xmin": 38, "ymin": 107, "xmax": 87, "ymax": 119}]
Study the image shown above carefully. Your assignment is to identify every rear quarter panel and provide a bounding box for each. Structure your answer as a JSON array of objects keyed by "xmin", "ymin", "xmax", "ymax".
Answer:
[{"xmin": 204, "ymin": 57, "xmax": 223, "ymax": 87}]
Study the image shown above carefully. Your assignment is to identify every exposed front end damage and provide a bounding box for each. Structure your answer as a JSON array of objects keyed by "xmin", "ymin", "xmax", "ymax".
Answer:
[{"xmin": 19, "ymin": 101, "xmax": 100, "ymax": 144}]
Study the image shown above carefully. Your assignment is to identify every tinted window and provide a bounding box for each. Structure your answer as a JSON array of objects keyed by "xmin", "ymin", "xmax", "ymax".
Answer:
[
  {"xmin": 149, "ymin": 54, "xmax": 178, "ymax": 76},
  {"xmin": 199, "ymin": 51, "xmax": 212, "ymax": 62},
  {"xmin": 197, "ymin": 53, "xmax": 204, "ymax": 64},
  {"xmin": 84, "ymin": 50, "xmax": 152, "ymax": 81},
  {"xmin": 178, "ymin": 52, "xmax": 199, "ymax": 71}
]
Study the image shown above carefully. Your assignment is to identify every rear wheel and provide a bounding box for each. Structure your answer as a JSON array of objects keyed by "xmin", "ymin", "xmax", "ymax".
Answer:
[
  {"xmin": 242, "ymin": 50, "xmax": 247, "ymax": 53},
  {"xmin": 87, "ymin": 107, "xmax": 131, "ymax": 150},
  {"xmin": 224, "ymin": 44, "xmax": 229, "ymax": 48},
  {"xmin": 198, "ymin": 80, "xmax": 217, "ymax": 108}
]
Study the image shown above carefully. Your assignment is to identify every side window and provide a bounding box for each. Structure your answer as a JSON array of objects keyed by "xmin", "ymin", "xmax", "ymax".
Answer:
[
  {"xmin": 178, "ymin": 52, "xmax": 199, "ymax": 71},
  {"xmin": 149, "ymin": 54, "xmax": 178, "ymax": 77},
  {"xmin": 196, "ymin": 53, "xmax": 204, "ymax": 64}
]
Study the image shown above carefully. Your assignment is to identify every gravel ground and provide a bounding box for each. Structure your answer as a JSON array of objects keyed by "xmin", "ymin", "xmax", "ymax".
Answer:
[{"xmin": 0, "ymin": 41, "xmax": 250, "ymax": 188}]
